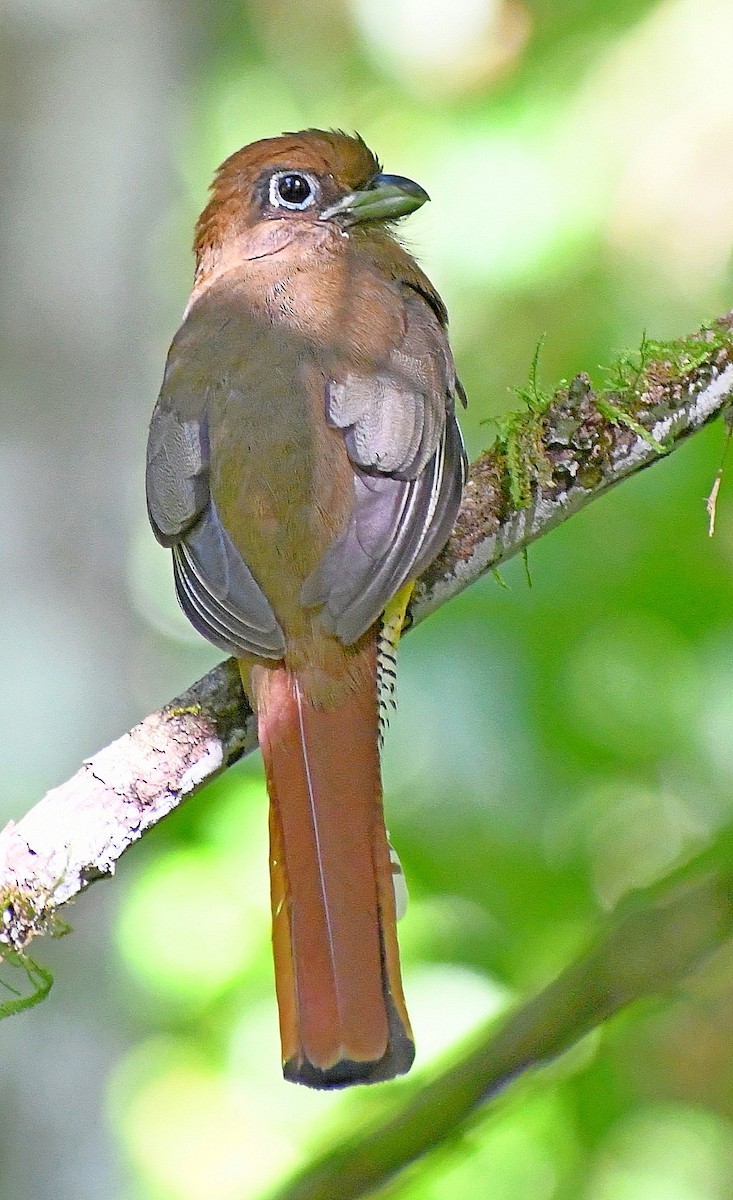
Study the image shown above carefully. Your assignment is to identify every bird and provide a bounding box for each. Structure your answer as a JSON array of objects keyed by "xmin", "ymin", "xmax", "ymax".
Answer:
[{"xmin": 146, "ymin": 129, "xmax": 466, "ymax": 1088}]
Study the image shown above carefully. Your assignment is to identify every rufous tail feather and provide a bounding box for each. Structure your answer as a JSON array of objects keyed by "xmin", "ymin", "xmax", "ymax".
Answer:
[{"xmin": 249, "ymin": 640, "xmax": 414, "ymax": 1088}]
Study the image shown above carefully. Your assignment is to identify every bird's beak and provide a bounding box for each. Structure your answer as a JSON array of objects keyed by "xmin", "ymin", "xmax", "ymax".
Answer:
[{"xmin": 320, "ymin": 173, "xmax": 430, "ymax": 225}]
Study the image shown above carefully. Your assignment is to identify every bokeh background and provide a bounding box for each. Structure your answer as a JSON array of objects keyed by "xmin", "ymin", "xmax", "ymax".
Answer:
[{"xmin": 3, "ymin": 0, "xmax": 733, "ymax": 1196}]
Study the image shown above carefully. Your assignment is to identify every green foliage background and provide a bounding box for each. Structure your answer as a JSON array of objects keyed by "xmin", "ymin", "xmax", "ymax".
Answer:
[{"xmin": 3, "ymin": 0, "xmax": 733, "ymax": 1197}]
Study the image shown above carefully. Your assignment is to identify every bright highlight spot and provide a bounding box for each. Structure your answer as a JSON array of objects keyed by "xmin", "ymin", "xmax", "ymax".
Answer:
[
  {"xmin": 406, "ymin": 962, "xmax": 510, "ymax": 1064},
  {"xmin": 354, "ymin": 0, "xmax": 501, "ymax": 70},
  {"xmin": 117, "ymin": 833, "xmax": 269, "ymax": 1006},
  {"xmin": 111, "ymin": 1040, "xmax": 296, "ymax": 1200},
  {"xmin": 589, "ymin": 1105, "xmax": 733, "ymax": 1200},
  {"xmin": 351, "ymin": 0, "xmax": 530, "ymax": 92}
]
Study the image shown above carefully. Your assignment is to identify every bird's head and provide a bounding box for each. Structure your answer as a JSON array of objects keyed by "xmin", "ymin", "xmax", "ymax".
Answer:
[{"xmin": 193, "ymin": 129, "xmax": 429, "ymax": 275}]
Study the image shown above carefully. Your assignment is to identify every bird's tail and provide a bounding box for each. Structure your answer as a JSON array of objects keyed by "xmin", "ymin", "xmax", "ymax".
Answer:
[{"xmin": 250, "ymin": 643, "xmax": 414, "ymax": 1088}]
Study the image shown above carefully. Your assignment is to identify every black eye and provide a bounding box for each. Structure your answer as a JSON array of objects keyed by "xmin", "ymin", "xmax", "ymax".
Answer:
[
  {"xmin": 278, "ymin": 174, "xmax": 311, "ymax": 205},
  {"xmin": 270, "ymin": 172, "xmax": 315, "ymax": 211}
]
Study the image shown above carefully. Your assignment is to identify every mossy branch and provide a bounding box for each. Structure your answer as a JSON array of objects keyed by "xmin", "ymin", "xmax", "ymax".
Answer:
[
  {"xmin": 2, "ymin": 313, "xmax": 732, "ymax": 956},
  {"xmin": 414, "ymin": 314, "xmax": 733, "ymax": 623}
]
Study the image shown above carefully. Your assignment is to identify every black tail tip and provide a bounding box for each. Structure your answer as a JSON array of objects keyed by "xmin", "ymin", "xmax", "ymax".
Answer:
[{"xmin": 283, "ymin": 1035, "xmax": 415, "ymax": 1090}]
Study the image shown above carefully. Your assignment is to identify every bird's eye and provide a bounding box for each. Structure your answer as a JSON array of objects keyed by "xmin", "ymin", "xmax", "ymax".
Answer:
[{"xmin": 270, "ymin": 172, "xmax": 316, "ymax": 211}]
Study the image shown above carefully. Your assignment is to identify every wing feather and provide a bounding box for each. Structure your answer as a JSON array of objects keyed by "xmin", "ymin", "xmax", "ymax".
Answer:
[
  {"xmin": 146, "ymin": 382, "xmax": 285, "ymax": 658},
  {"xmin": 302, "ymin": 279, "xmax": 467, "ymax": 645}
]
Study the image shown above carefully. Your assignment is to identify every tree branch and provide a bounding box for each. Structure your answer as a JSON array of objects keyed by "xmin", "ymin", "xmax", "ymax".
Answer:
[
  {"xmin": 261, "ymin": 835, "xmax": 733, "ymax": 1200},
  {"xmin": 2, "ymin": 316, "xmax": 732, "ymax": 956}
]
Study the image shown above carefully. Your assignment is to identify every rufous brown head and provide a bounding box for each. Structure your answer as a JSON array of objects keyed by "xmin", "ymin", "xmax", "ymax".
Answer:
[{"xmin": 193, "ymin": 129, "xmax": 430, "ymax": 275}]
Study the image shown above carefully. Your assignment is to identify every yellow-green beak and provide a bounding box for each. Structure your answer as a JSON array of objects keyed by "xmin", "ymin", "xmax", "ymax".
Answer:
[{"xmin": 320, "ymin": 172, "xmax": 430, "ymax": 225}]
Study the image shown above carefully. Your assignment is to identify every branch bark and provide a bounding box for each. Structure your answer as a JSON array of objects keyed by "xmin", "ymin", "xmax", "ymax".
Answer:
[
  {"xmin": 261, "ymin": 837, "xmax": 733, "ymax": 1200},
  {"xmin": 2, "ymin": 316, "xmax": 732, "ymax": 956}
]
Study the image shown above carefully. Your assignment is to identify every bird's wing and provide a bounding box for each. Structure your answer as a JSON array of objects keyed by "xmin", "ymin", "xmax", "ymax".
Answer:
[
  {"xmin": 301, "ymin": 285, "xmax": 467, "ymax": 644},
  {"xmin": 146, "ymin": 384, "xmax": 286, "ymax": 658}
]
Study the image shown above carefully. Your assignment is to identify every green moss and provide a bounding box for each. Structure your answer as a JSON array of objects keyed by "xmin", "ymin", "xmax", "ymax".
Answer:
[
  {"xmin": 0, "ymin": 884, "xmax": 67, "ymax": 1018},
  {"xmin": 513, "ymin": 334, "xmax": 553, "ymax": 415},
  {"xmin": 609, "ymin": 325, "xmax": 733, "ymax": 397},
  {"xmin": 0, "ymin": 948, "xmax": 53, "ymax": 1018},
  {"xmin": 488, "ymin": 320, "xmax": 733, "ymax": 514},
  {"xmin": 594, "ymin": 395, "xmax": 668, "ymax": 456}
]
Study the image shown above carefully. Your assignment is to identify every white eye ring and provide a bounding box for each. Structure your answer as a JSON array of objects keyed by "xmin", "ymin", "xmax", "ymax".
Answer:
[{"xmin": 269, "ymin": 171, "xmax": 317, "ymax": 211}]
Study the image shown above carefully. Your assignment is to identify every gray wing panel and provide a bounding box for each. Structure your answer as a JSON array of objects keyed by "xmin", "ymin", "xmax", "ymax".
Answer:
[
  {"xmin": 174, "ymin": 504, "xmax": 286, "ymax": 658},
  {"xmin": 326, "ymin": 291, "xmax": 451, "ymax": 480},
  {"xmin": 146, "ymin": 404, "xmax": 211, "ymax": 546},
  {"xmin": 301, "ymin": 409, "xmax": 466, "ymax": 645},
  {"xmin": 146, "ymin": 385, "xmax": 285, "ymax": 659},
  {"xmin": 301, "ymin": 284, "xmax": 466, "ymax": 646},
  {"xmin": 408, "ymin": 409, "xmax": 466, "ymax": 581}
]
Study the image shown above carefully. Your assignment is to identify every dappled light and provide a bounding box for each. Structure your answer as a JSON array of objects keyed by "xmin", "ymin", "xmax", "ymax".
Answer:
[{"xmin": 4, "ymin": 1, "xmax": 733, "ymax": 1197}]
